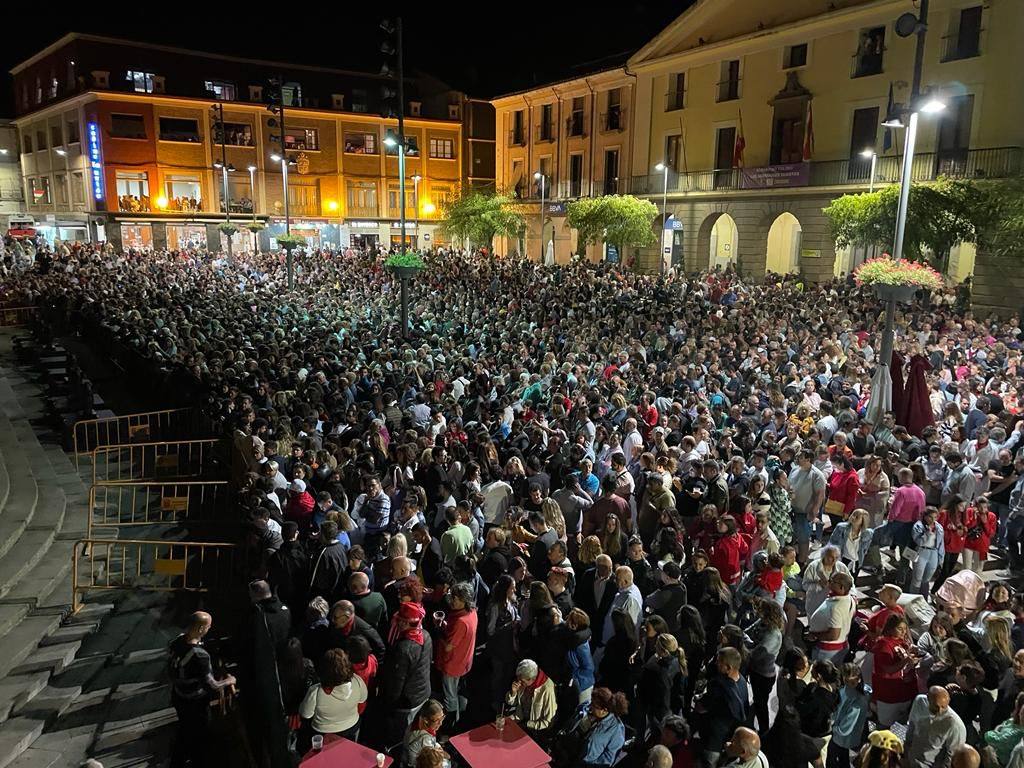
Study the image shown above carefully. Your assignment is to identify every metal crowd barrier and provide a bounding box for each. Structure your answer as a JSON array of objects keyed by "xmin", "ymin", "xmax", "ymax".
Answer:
[
  {"xmin": 0, "ymin": 306, "xmax": 36, "ymax": 326},
  {"xmin": 88, "ymin": 480, "xmax": 230, "ymax": 538},
  {"xmin": 71, "ymin": 538, "xmax": 243, "ymax": 612},
  {"xmin": 71, "ymin": 408, "xmax": 197, "ymax": 469},
  {"xmin": 91, "ymin": 439, "xmax": 219, "ymax": 484}
]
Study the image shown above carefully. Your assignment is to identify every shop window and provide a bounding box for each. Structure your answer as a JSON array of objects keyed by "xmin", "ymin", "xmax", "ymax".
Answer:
[
  {"xmin": 120, "ymin": 223, "xmax": 153, "ymax": 249},
  {"xmin": 167, "ymin": 224, "xmax": 207, "ymax": 250},
  {"xmin": 344, "ymin": 133, "xmax": 377, "ymax": 154},
  {"xmin": 159, "ymin": 117, "xmax": 201, "ymax": 143},
  {"xmin": 110, "ymin": 114, "xmax": 146, "ymax": 139},
  {"xmin": 116, "ymin": 171, "xmax": 150, "ymax": 211}
]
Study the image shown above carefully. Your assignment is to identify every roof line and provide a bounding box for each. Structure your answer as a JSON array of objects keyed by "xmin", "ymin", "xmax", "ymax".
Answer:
[
  {"xmin": 488, "ymin": 64, "xmax": 630, "ymax": 101},
  {"xmin": 10, "ymin": 32, "xmax": 392, "ymax": 80}
]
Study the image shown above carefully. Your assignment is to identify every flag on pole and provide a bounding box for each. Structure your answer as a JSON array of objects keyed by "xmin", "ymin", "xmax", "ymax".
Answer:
[
  {"xmin": 733, "ymin": 110, "xmax": 746, "ymax": 168},
  {"xmin": 802, "ymin": 101, "xmax": 815, "ymax": 161},
  {"xmin": 883, "ymin": 82, "xmax": 895, "ymax": 153}
]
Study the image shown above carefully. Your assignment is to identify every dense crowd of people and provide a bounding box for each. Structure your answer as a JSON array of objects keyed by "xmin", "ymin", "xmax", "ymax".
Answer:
[{"xmin": 6, "ymin": 240, "xmax": 1024, "ymax": 768}]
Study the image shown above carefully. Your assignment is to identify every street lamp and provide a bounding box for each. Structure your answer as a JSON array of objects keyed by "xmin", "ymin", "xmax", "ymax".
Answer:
[
  {"xmin": 655, "ymin": 163, "xmax": 670, "ymax": 273},
  {"xmin": 534, "ymin": 171, "xmax": 546, "ymax": 263},
  {"xmin": 860, "ymin": 149, "xmax": 878, "ymax": 193},
  {"xmin": 55, "ymin": 146, "xmax": 71, "ymax": 216}
]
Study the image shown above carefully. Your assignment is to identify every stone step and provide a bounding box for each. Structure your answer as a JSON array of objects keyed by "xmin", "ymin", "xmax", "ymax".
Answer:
[
  {"xmin": 0, "ymin": 529, "xmax": 59, "ymax": 602},
  {"xmin": 11, "ymin": 642, "xmax": 82, "ymax": 677},
  {"xmin": 0, "ymin": 539, "xmax": 77, "ymax": 609},
  {"xmin": 0, "ymin": 444, "xmax": 39, "ymax": 563},
  {"xmin": 0, "ymin": 684, "xmax": 83, "ymax": 768},
  {"xmin": 0, "ymin": 605, "xmax": 30, "ymax": 638},
  {"xmin": 0, "ymin": 673, "xmax": 49, "ymax": 726},
  {"xmin": 0, "ymin": 615, "xmax": 63, "ymax": 680}
]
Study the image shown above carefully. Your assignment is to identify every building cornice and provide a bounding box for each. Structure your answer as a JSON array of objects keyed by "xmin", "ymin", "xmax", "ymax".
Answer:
[{"xmin": 490, "ymin": 68, "xmax": 630, "ymax": 106}]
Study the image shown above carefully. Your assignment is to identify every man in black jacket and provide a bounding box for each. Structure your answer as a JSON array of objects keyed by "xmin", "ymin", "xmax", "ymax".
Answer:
[
  {"xmin": 527, "ymin": 510, "xmax": 558, "ymax": 580},
  {"xmin": 478, "ymin": 527, "xmax": 515, "ymax": 587},
  {"xmin": 267, "ymin": 522, "xmax": 307, "ymax": 624},
  {"xmin": 575, "ymin": 554, "xmax": 616, "ymax": 647},
  {"xmin": 380, "ymin": 601, "xmax": 433, "ymax": 745},
  {"xmin": 308, "ymin": 521, "xmax": 347, "ymax": 603},
  {"xmin": 644, "ymin": 562, "xmax": 688, "ymax": 633},
  {"xmin": 325, "ymin": 599, "xmax": 386, "ymax": 659}
]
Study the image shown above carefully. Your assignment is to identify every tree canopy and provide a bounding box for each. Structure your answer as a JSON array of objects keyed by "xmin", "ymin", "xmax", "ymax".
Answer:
[
  {"xmin": 566, "ymin": 194, "xmax": 659, "ymax": 256},
  {"xmin": 439, "ymin": 190, "xmax": 525, "ymax": 249}
]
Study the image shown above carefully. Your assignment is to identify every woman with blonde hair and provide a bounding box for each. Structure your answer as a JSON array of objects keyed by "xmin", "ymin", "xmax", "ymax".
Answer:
[
  {"xmin": 578, "ymin": 536, "xmax": 603, "ymax": 567},
  {"xmin": 541, "ymin": 497, "xmax": 567, "ymax": 542},
  {"xmin": 829, "ymin": 508, "xmax": 874, "ymax": 578},
  {"xmin": 981, "ymin": 614, "xmax": 1015, "ymax": 690}
]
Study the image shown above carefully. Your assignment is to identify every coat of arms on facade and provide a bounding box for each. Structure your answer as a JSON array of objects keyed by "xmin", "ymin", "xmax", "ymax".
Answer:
[{"xmin": 296, "ymin": 153, "xmax": 311, "ymax": 175}]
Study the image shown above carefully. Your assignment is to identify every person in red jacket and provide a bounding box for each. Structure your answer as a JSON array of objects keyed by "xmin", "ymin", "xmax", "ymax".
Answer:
[
  {"xmin": 964, "ymin": 497, "xmax": 998, "ymax": 575},
  {"xmin": 826, "ymin": 454, "xmax": 861, "ymax": 526},
  {"xmin": 285, "ymin": 478, "xmax": 316, "ymax": 533},
  {"xmin": 709, "ymin": 515, "xmax": 749, "ymax": 586},
  {"xmin": 933, "ymin": 494, "xmax": 974, "ymax": 594},
  {"xmin": 435, "ymin": 582, "xmax": 478, "ymax": 726},
  {"xmin": 870, "ymin": 613, "xmax": 920, "ymax": 727}
]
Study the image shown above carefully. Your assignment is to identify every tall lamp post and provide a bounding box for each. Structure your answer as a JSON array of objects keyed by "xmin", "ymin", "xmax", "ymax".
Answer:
[
  {"xmin": 534, "ymin": 171, "xmax": 546, "ymax": 263},
  {"xmin": 271, "ymin": 152, "xmax": 296, "ymax": 288},
  {"xmin": 247, "ymin": 164, "xmax": 258, "ymax": 251},
  {"xmin": 655, "ymin": 162, "xmax": 670, "ymax": 272},
  {"xmin": 860, "ymin": 149, "xmax": 878, "ymax": 193},
  {"xmin": 54, "ymin": 147, "xmax": 71, "ymax": 224},
  {"xmin": 412, "ymin": 174, "xmax": 421, "ymax": 246}
]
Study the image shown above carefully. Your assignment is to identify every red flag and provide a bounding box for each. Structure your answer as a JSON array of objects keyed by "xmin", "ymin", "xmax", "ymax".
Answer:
[
  {"xmin": 733, "ymin": 110, "xmax": 745, "ymax": 168},
  {"xmin": 802, "ymin": 101, "xmax": 815, "ymax": 161}
]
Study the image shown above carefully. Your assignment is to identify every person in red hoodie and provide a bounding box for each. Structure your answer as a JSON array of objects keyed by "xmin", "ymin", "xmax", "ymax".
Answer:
[
  {"xmin": 346, "ymin": 635, "xmax": 377, "ymax": 715},
  {"xmin": 709, "ymin": 515, "xmax": 748, "ymax": 586},
  {"xmin": 435, "ymin": 582, "xmax": 478, "ymax": 727},
  {"xmin": 285, "ymin": 478, "xmax": 315, "ymax": 533},
  {"xmin": 826, "ymin": 454, "xmax": 861, "ymax": 527},
  {"xmin": 963, "ymin": 497, "xmax": 998, "ymax": 575},
  {"xmin": 934, "ymin": 494, "xmax": 974, "ymax": 594}
]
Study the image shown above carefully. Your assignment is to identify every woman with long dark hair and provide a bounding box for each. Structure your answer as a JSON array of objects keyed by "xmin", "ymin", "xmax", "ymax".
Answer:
[
  {"xmin": 675, "ymin": 605, "xmax": 706, "ymax": 712},
  {"xmin": 748, "ymin": 598, "xmax": 784, "ymax": 733},
  {"xmin": 598, "ymin": 609, "xmax": 639, "ymax": 695}
]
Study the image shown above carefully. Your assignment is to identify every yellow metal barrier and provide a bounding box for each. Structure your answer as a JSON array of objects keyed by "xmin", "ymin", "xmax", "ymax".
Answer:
[
  {"xmin": 0, "ymin": 306, "xmax": 36, "ymax": 326},
  {"xmin": 91, "ymin": 439, "xmax": 219, "ymax": 484},
  {"xmin": 88, "ymin": 480, "xmax": 230, "ymax": 539},
  {"xmin": 72, "ymin": 538, "xmax": 243, "ymax": 612},
  {"xmin": 72, "ymin": 408, "xmax": 196, "ymax": 470}
]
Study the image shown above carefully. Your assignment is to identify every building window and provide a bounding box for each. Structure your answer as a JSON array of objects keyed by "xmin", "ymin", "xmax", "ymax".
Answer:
[
  {"xmin": 164, "ymin": 175, "xmax": 203, "ymax": 211},
  {"xmin": 48, "ymin": 76, "xmax": 59, "ymax": 99},
  {"xmin": 605, "ymin": 88, "xmax": 623, "ymax": 131},
  {"xmin": 21, "ymin": 84, "xmax": 29, "ymax": 110},
  {"xmin": 116, "ymin": 171, "xmax": 150, "ymax": 210},
  {"xmin": 511, "ymin": 110, "xmax": 525, "ymax": 145},
  {"xmin": 429, "ymin": 138, "xmax": 455, "ymax": 159},
  {"xmin": 717, "ymin": 60, "xmax": 741, "ymax": 102},
  {"xmin": 67, "ymin": 121, "xmax": 80, "ymax": 144},
  {"xmin": 219, "ymin": 122, "xmax": 253, "ymax": 147},
  {"xmin": 31, "ymin": 176, "xmax": 51, "ymax": 204},
  {"xmin": 286, "ymin": 183, "xmax": 319, "ymax": 216},
  {"xmin": 665, "ymin": 134, "xmax": 681, "ymax": 170},
  {"xmin": 344, "ymin": 133, "xmax": 377, "ymax": 154},
  {"xmin": 347, "ymin": 181, "xmax": 377, "ymax": 214},
  {"xmin": 35, "ymin": 78, "xmax": 43, "ymax": 104},
  {"xmin": 23, "ymin": 134, "xmax": 33, "ymax": 153},
  {"xmin": 666, "ymin": 73, "xmax": 686, "ymax": 111},
  {"xmin": 204, "ymin": 80, "xmax": 236, "ymax": 100},
  {"xmin": 943, "ymin": 6, "xmax": 982, "ymax": 61},
  {"xmin": 284, "ymin": 129, "xmax": 318, "ymax": 151},
  {"xmin": 159, "ymin": 117, "xmax": 200, "ymax": 143},
  {"xmin": 281, "ymin": 82, "xmax": 302, "ymax": 106},
  {"xmin": 50, "ymin": 125, "xmax": 62, "ymax": 148},
  {"xmin": 385, "ymin": 136, "xmax": 419, "ymax": 157},
  {"xmin": 387, "ymin": 183, "xmax": 414, "ymax": 214},
  {"xmin": 36, "ymin": 130, "xmax": 47, "ymax": 151},
  {"xmin": 55, "ymin": 174, "xmax": 67, "ymax": 205},
  {"xmin": 853, "ymin": 26, "xmax": 886, "ymax": 77},
  {"xmin": 72, "ymin": 172, "xmax": 85, "ymax": 204},
  {"xmin": 569, "ymin": 153, "xmax": 584, "ymax": 196},
  {"xmin": 784, "ymin": 43, "xmax": 808, "ymax": 69},
  {"xmin": 110, "ymin": 114, "xmax": 146, "ymax": 139},
  {"xmin": 568, "ymin": 97, "xmax": 585, "ymax": 137},
  {"xmin": 126, "ymin": 71, "xmax": 157, "ymax": 93},
  {"xmin": 536, "ymin": 156, "xmax": 552, "ymax": 195},
  {"xmin": 539, "ymin": 104, "xmax": 554, "ymax": 141},
  {"xmin": 430, "ymin": 184, "xmax": 453, "ymax": 212},
  {"xmin": 351, "ymin": 89, "xmax": 368, "ymax": 113},
  {"xmin": 511, "ymin": 159, "xmax": 526, "ymax": 198}
]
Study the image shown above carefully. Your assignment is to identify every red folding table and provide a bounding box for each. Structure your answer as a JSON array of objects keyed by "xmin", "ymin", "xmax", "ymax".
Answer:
[{"xmin": 448, "ymin": 720, "xmax": 551, "ymax": 768}]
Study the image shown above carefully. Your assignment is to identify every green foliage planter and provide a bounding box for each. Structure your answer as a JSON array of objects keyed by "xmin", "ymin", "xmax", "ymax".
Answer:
[
  {"xmin": 854, "ymin": 256, "xmax": 944, "ymax": 302},
  {"xmin": 386, "ymin": 252, "xmax": 425, "ymax": 279},
  {"xmin": 276, "ymin": 234, "xmax": 307, "ymax": 251},
  {"xmin": 217, "ymin": 223, "xmax": 239, "ymax": 237},
  {"xmin": 244, "ymin": 222, "xmax": 267, "ymax": 233}
]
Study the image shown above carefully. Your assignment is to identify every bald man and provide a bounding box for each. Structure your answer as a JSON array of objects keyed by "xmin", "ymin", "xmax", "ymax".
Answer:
[
  {"xmin": 601, "ymin": 565, "xmax": 642, "ymax": 645},
  {"xmin": 646, "ymin": 744, "xmax": 673, "ymax": 768},
  {"xmin": 168, "ymin": 612, "xmax": 235, "ymax": 768},
  {"xmin": 724, "ymin": 727, "xmax": 768, "ymax": 768},
  {"xmin": 951, "ymin": 745, "xmax": 981, "ymax": 768},
  {"xmin": 349, "ymin": 570, "xmax": 388, "ymax": 636},
  {"xmin": 904, "ymin": 686, "xmax": 968, "ymax": 768}
]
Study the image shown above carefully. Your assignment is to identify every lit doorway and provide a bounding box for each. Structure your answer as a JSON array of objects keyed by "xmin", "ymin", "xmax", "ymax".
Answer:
[
  {"xmin": 765, "ymin": 212, "xmax": 802, "ymax": 274},
  {"xmin": 709, "ymin": 213, "xmax": 738, "ymax": 270}
]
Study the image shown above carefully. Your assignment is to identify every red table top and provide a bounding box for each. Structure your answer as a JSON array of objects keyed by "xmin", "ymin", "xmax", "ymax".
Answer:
[
  {"xmin": 301, "ymin": 736, "xmax": 393, "ymax": 767},
  {"xmin": 448, "ymin": 720, "xmax": 550, "ymax": 768}
]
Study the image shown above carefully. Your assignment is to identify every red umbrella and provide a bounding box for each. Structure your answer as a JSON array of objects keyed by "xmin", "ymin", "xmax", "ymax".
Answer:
[
  {"xmin": 891, "ymin": 351, "xmax": 907, "ymax": 427},
  {"xmin": 903, "ymin": 354, "xmax": 935, "ymax": 437}
]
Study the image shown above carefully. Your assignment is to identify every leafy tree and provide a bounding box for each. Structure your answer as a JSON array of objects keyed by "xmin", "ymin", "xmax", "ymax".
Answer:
[
  {"xmin": 439, "ymin": 190, "xmax": 525, "ymax": 249},
  {"xmin": 566, "ymin": 195, "xmax": 658, "ymax": 257}
]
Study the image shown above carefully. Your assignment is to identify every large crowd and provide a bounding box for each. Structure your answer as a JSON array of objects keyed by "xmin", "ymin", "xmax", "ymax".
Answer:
[{"xmin": 5, "ymin": 240, "xmax": 1024, "ymax": 768}]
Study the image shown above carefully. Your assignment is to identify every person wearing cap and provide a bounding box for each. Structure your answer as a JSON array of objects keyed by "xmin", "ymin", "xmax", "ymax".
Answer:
[
  {"xmin": 285, "ymin": 478, "xmax": 315, "ymax": 533},
  {"xmin": 856, "ymin": 729, "xmax": 904, "ymax": 768}
]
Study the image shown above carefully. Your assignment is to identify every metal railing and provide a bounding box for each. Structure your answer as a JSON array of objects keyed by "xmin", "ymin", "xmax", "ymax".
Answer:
[
  {"xmin": 72, "ymin": 538, "xmax": 243, "ymax": 612},
  {"xmin": 88, "ymin": 480, "xmax": 230, "ymax": 538},
  {"xmin": 851, "ymin": 51, "xmax": 885, "ymax": 78},
  {"xmin": 71, "ymin": 407, "xmax": 198, "ymax": 469},
  {"xmin": 566, "ymin": 114, "xmax": 587, "ymax": 138},
  {"xmin": 665, "ymin": 91, "xmax": 686, "ymax": 111},
  {"xmin": 716, "ymin": 79, "xmax": 740, "ymax": 102},
  {"xmin": 91, "ymin": 439, "xmax": 219, "ymax": 484},
  {"xmin": 0, "ymin": 306, "xmax": 36, "ymax": 326},
  {"xmin": 941, "ymin": 33, "xmax": 981, "ymax": 63},
  {"xmin": 536, "ymin": 121, "xmax": 556, "ymax": 143},
  {"xmin": 600, "ymin": 107, "xmax": 626, "ymax": 132}
]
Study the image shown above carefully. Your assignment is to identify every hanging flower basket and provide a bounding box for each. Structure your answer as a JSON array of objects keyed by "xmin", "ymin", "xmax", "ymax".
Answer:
[
  {"xmin": 244, "ymin": 222, "xmax": 267, "ymax": 233},
  {"xmin": 217, "ymin": 222, "xmax": 239, "ymax": 237},
  {"xmin": 385, "ymin": 251, "xmax": 425, "ymax": 279},
  {"xmin": 854, "ymin": 256, "xmax": 943, "ymax": 302},
  {"xmin": 276, "ymin": 233, "xmax": 307, "ymax": 251}
]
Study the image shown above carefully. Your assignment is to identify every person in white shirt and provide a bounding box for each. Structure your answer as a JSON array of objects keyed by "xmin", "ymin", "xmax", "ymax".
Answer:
[
  {"xmin": 904, "ymin": 686, "xmax": 968, "ymax": 768},
  {"xmin": 723, "ymin": 727, "xmax": 769, "ymax": 768},
  {"xmin": 806, "ymin": 571, "xmax": 857, "ymax": 662},
  {"xmin": 480, "ymin": 478, "xmax": 513, "ymax": 524},
  {"xmin": 622, "ymin": 418, "xmax": 644, "ymax": 465}
]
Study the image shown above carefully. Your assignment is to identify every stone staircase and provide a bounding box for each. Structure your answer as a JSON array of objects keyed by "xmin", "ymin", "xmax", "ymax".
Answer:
[{"xmin": 0, "ymin": 330, "xmax": 184, "ymax": 768}]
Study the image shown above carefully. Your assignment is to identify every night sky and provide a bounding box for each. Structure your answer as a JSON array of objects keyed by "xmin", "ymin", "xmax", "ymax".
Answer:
[{"xmin": 0, "ymin": 4, "xmax": 692, "ymax": 116}]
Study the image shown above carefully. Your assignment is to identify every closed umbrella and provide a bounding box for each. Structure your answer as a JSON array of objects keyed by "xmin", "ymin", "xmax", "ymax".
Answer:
[
  {"xmin": 891, "ymin": 351, "xmax": 907, "ymax": 427},
  {"xmin": 865, "ymin": 363, "xmax": 893, "ymax": 428}
]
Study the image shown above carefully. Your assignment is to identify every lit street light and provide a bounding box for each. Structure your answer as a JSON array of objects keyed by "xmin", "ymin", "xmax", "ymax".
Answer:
[
  {"xmin": 412, "ymin": 174, "xmax": 421, "ymax": 245},
  {"xmin": 655, "ymin": 162, "xmax": 670, "ymax": 272},
  {"xmin": 860, "ymin": 149, "xmax": 878, "ymax": 193},
  {"xmin": 534, "ymin": 171, "xmax": 546, "ymax": 263}
]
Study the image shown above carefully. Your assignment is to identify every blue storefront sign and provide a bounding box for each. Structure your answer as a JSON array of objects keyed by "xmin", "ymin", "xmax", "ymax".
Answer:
[{"xmin": 87, "ymin": 122, "xmax": 104, "ymax": 201}]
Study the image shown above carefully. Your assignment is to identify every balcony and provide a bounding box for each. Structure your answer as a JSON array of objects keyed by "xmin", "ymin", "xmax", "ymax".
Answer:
[
  {"xmin": 716, "ymin": 79, "xmax": 740, "ymax": 103},
  {"xmin": 941, "ymin": 33, "xmax": 981, "ymax": 62},
  {"xmin": 566, "ymin": 113, "xmax": 587, "ymax": 138},
  {"xmin": 348, "ymin": 204, "xmax": 378, "ymax": 218},
  {"xmin": 536, "ymin": 121, "xmax": 556, "ymax": 143},
  {"xmin": 665, "ymin": 91, "xmax": 686, "ymax": 111},
  {"xmin": 601, "ymin": 107, "xmax": 626, "ymax": 132},
  {"xmin": 851, "ymin": 50, "xmax": 884, "ymax": 78},
  {"xmin": 628, "ymin": 146, "xmax": 1022, "ymax": 195},
  {"xmin": 507, "ymin": 129, "xmax": 526, "ymax": 147}
]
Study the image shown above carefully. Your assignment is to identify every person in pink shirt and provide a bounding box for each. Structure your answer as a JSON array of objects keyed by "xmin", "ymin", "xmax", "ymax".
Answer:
[
  {"xmin": 887, "ymin": 467, "xmax": 925, "ymax": 558},
  {"xmin": 435, "ymin": 582, "xmax": 478, "ymax": 726}
]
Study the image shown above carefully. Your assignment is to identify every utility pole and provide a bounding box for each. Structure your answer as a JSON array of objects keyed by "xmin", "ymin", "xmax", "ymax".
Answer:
[
  {"xmin": 210, "ymin": 103, "xmax": 234, "ymax": 260},
  {"xmin": 267, "ymin": 77, "xmax": 293, "ymax": 288}
]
